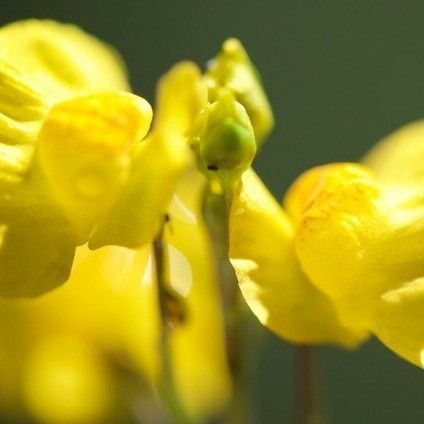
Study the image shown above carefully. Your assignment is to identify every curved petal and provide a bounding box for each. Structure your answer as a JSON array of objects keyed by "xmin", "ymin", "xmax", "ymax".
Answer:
[
  {"xmin": 0, "ymin": 19, "xmax": 130, "ymax": 150},
  {"xmin": 0, "ymin": 62, "xmax": 47, "ymax": 147},
  {"xmin": 0, "ymin": 204, "xmax": 76, "ymax": 298},
  {"xmin": 89, "ymin": 62, "xmax": 208, "ymax": 249},
  {"xmin": 372, "ymin": 278, "xmax": 424, "ymax": 368},
  {"xmin": 0, "ymin": 19, "xmax": 136, "ymax": 295},
  {"xmin": 0, "ymin": 90, "xmax": 152, "ymax": 297},
  {"xmin": 285, "ymin": 163, "xmax": 393, "ymax": 331},
  {"xmin": 0, "ymin": 19, "xmax": 129, "ymax": 103},
  {"xmin": 229, "ymin": 169, "xmax": 366, "ymax": 347},
  {"xmin": 38, "ymin": 91, "xmax": 152, "ymax": 240},
  {"xmin": 0, "ymin": 159, "xmax": 80, "ymax": 297},
  {"xmin": 0, "ymin": 19, "xmax": 135, "ymax": 296}
]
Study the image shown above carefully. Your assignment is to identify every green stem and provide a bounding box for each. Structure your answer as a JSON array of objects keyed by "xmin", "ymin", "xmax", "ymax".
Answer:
[
  {"xmin": 153, "ymin": 230, "xmax": 192, "ymax": 424},
  {"xmin": 295, "ymin": 346, "xmax": 325, "ymax": 424},
  {"xmin": 202, "ymin": 179, "xmax": 247, "ymax": 424}
]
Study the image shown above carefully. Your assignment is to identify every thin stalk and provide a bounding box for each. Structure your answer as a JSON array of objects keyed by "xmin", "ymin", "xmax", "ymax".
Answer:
[
  {"xmin": 202, "ymin": 179, "xmax": 247, "ymax": 424},
  {"xmin": 295, "ymin": 346, "xmax": 325, "ymax": 424},
  {"xmin": 153, "ymin": 230, "xmax": 192, "ymax": 424}
]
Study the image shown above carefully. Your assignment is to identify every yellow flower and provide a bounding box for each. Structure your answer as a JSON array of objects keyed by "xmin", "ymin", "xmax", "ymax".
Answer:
[
  {"xmin": 229, "ymin": 169, "xmax": 367, "ymax": 348},
  {"xmin": 206, "ymin": 40, "xmax": 365, "ymax": 348},
  {"xmin": 230, "ymin": 118, "xmax": 424, "ymax": 368},
  {"xmin": 0, "ymin": 166, "xmax": 232, "ymax": 421},
  {"xmin": 0, "ymin": 21, "xmax": 236, "ymax": 422},
  {"xmin": 0, "ymin": 20, "xmax": 204, "ymax": 297},
  {"xmin": 362, "ymin": 121, "xmax": 424, "ymax": 367},
  {"xmin": 289, "ymin": 122, "xmax": 424, "ymax": 368},
  {"xmin": 202, "ymin": 39, "xmax": 364, "ymax": 351}
]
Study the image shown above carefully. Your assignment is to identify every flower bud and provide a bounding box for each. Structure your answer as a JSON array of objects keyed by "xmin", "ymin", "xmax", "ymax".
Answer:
[
  {"xmin": 198, "ymin": 91, "xmax": 256, "ymax": 173},
  {"xmin": 206, "ymin": 38, "xmax": 274, "ymax": 147}
]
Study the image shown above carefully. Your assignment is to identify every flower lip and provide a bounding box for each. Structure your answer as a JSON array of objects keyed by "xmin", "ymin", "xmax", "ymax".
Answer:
[{"xmin": 37, "ymin": 91, "xmax": 153, "ymax": 240}]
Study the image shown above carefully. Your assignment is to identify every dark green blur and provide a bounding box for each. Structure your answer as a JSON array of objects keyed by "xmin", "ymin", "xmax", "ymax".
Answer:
[{"xmin": 1, "ymin": 1, "xmax": 423, "ymax": 422}]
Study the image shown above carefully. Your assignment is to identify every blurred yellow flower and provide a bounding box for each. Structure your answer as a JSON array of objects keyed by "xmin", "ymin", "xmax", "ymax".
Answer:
[
  {"xmin": 0, "ymin": 19, "xmax": 199, "ymax": 297},
  {"xmin": 0, "ymin": 19, "xmax": 240, "ymax": 422},
  {"xmin": 0, "ymin": 168, "xmax": 232, "ymax": 422}
]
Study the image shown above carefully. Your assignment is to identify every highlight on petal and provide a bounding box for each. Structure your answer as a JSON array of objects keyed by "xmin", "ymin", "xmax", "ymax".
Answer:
[
  {"xmin": 89, "ymin": 62, "xmax": 208, "ymax": 249},
  {"xmin": 38, "ymin": 91, "xmax": 152, "ymax": 240},
  {"xmin": 229, "ymin": 169, "xmax": 367, "ymax": 347},
  {"xmin": 371, "ymin": 278, "xmax": 424, "ymax": 368},
  {"xmin": 285, "ymin": 163, "xmax": 390, "ymax": 331},
  {"xmin": 206, "ymin": 38, "xmax": 274, "ymax": 146}
]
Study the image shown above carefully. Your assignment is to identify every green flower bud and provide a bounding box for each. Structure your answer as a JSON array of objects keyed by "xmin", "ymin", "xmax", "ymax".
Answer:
[
  {"xmin": 205, "ymin": 38, "xmax": 274, "ymax": 147},
  {"xmin": 198, "ymin": 91, "xmax": 256, "ymax": 173}
]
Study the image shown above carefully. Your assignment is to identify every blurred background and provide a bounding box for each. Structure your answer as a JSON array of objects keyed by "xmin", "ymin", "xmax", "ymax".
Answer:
[{"xmin": 1, "ymin": 0, "xmax": 424, "ymax": 422}]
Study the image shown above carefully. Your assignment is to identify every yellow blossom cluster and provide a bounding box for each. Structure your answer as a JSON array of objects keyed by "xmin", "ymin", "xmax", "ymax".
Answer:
[{"xmin": 0, "ymin": 16, "xmax": 422, "ymax": 424}]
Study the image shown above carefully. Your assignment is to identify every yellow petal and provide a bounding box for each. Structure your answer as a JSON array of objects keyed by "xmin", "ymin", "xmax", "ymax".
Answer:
[
  {"xmin": 372, "ymin": 278, "xmax": 424, "ymax": 368},
  {"xmin": 0, "ymin": 62, "xmax": 47, "ymax": 147},
  {"xmin": 0, "ymin": 19, "xmax": 130, "ymax": 149},
  {"xmin": 0, "ymin": 172, "xmax": 78, "ymax": 297},
  {"xmin": 89, "ymin": 62, "xmax": 207, "ymax": 249},
  {"xmin": 229, "ymin": 169, "xmax": 366, "ymax": 347},
  {"xmin": 286, "ymin": 163, "xmax": 421, "ymax": 332},
  {"xmin": 0, "ymin": 19, "xmax": 129, "ymax": 102},
  {"xmin": 154, "ymin": 61, "xmax": 207, "ymax": 139},
  {"xmin": 0, "ymin": 19, "xmax": 135, "ymax": 296},
  {"xmin": 38, "ymin": 91, "xmax": 152, "ymax": 240}
]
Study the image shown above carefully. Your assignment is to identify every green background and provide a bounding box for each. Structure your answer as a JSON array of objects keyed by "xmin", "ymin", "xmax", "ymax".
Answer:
[{"xmin": 1, "ymin": 0, "xmax": 424, "ymax": 422}]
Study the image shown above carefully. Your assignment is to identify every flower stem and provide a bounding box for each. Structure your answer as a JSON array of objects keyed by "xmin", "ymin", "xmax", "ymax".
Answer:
[
  {"xmin": 202, "ymin": 179, "xmax": 247, "ymax": 423},
  {"xmin": 153, "ymin": 229, "xmax": 192, "ymax": 424},
  {"xmin": 295, "ymin": 346, "xmax": 325, "ymax": 424}
]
